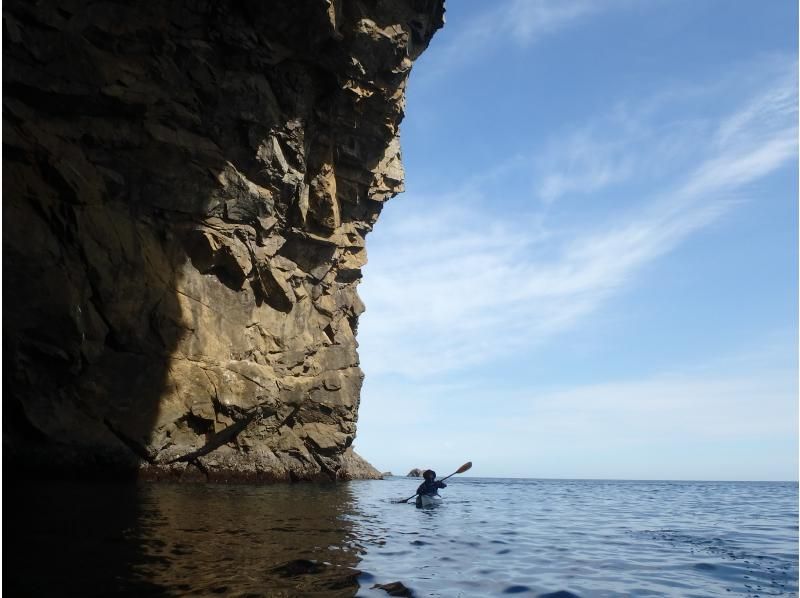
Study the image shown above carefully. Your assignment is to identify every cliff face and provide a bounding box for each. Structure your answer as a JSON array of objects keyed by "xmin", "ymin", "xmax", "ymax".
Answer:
[{"xmin": 3, "ymin": 0, "xmax": 444, "ymax": 481}]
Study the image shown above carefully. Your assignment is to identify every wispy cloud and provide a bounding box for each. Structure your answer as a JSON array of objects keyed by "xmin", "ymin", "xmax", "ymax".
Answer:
[
  {"xmin": 359, "ymin": 67, "xmax": 797, "ymax": 379},
  {"xmin": 503, "ymin": 0, "xmax": 605, "ymax": 46},
  {"xmin": 475, "ymin": 365, "xmax": 797, "ymax": 479},
  {"xmin": 358, "ymin": 341, "xmax": 798, "ymax": 479},
  {"xmin": 715, "ymin": 74, "xmax": 798, "ymax": 148},
  {"xmin": 486, "ymin": 344, "xmax": 797, "ymax": 477},
  {"xmin": 535, "ymin": 129, "xmax": 637, "ymax": 204},
  {"xmin": 417, "ymin": 0, "xmax": 619, "ymax": 83},
  {"xmin": 534, "ymin": 63, "xmax": 798, "ymax": 205},
  {"xmin": 502, "ymin": 371, "xmax": 797, "ymax": 444}
]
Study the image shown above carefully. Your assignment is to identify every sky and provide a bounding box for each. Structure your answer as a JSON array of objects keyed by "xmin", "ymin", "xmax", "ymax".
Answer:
[{"xmin": 353, "ymin": 0, "xmax": 798, "ymax": 481}]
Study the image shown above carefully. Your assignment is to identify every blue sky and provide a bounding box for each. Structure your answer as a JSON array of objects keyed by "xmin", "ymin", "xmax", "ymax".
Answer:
[{"xmin": 353, "ymin": 0, "xmax": 798, "ymax": 481}]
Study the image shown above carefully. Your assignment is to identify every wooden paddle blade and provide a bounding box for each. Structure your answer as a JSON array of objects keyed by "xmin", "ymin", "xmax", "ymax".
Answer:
[{"xmin": 456, "ymin": 461, "xmax": 472, "ymax": 474}]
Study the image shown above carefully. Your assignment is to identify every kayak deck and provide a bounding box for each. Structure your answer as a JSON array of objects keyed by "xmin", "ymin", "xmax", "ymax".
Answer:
[{"xmin": 416, "ymin": 494, "xmax": 443, "ymax": 508}]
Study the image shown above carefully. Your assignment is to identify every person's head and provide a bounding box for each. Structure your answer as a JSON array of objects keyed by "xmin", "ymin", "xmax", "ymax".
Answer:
[{"xmin": 423, "ymin": 469, "xmax": 436, "ymax": 481}]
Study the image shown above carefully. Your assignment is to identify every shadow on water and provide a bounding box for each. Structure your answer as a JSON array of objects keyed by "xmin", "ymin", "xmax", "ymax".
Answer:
[
  {"xmin": 5, "ymin": 482, "xmax": 165, "ymax": 596},
  {"xmin": 5, "ymin": 481, "xmax": 364, "ymax": 596}
]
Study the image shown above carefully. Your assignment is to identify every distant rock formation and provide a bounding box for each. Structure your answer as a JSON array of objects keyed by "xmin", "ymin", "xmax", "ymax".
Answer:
[
  {"xmin": 3, "ymin": 0, "xmax": 444, "ymax": 481},
  {"xmin": 407, "ymin": 468, "xmax": 424, "ymax": 477}
]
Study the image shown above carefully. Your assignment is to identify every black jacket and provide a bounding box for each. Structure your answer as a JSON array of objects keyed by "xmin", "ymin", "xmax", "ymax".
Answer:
[{"xmin": 416, "ymin": 479, "xmax": 446, "ymax": 496}]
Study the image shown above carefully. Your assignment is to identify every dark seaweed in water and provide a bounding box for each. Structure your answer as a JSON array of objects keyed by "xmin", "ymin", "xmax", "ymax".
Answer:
[{"xmin": 4, "ymin": 478, "xmax": 797, "ymax": 597}]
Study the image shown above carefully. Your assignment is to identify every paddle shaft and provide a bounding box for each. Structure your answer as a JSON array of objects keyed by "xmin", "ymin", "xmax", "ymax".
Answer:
[{"xmin": 437, "ymin": 470, "xmax": 461, "ymax": 483}]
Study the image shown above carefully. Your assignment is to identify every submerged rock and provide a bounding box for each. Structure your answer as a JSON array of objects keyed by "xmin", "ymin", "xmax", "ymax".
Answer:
[
  {"xmin": 373, "ymin": 581, "xmax": 415, "ymax": 597},
  {"xmin": 3, "ymin": 0, "xmax": 445, "ymax": 481}
]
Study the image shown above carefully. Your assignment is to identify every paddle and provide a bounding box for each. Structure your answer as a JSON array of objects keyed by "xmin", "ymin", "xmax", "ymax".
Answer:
[{"xmin": 393, "ymin": 461, "xmax": 472, "ymax": 503}]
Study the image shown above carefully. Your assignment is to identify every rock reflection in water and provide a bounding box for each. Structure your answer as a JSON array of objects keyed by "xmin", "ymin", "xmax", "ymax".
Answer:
[{"xmin": 6, "ymin": 481, "xmax": 364, "ymax": 597}]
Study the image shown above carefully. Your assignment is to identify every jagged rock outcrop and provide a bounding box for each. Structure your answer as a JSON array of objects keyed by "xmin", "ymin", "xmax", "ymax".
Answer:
[
  {"xmin": 339, "ymin": 448, "xmax": 383, "ymax": 480},
  {"xmin": 3, "ymin": 0, "xmax": 444, "ymax": 481}
]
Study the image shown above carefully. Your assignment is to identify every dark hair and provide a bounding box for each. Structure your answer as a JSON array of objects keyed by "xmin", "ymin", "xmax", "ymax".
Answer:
[{"xmin": 423, "ymin": 469, "xmax": 436, "ymax": 480}]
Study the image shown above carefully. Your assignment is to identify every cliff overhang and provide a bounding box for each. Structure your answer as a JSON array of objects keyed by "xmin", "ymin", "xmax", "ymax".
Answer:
[{"xmin": 3, "ymin": 0, "xmax": 445, "ymax": 481}]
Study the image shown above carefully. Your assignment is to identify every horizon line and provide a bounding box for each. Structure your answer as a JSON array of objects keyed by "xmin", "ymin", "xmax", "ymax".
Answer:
[{"xmin": 380, "ymin": 475, "xmax": 799, "ymax": 484}]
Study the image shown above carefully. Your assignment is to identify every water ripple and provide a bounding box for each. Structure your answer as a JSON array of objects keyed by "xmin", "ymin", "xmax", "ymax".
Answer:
[{"xmin": 5, "ymin": 479, "xmax": 797, "ymax": 597}]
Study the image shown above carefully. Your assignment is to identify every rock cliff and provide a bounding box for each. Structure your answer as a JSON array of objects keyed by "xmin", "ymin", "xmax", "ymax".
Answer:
[{"xmin": 3, "ymin": 0, "xmax": 444, "ymax": 481}]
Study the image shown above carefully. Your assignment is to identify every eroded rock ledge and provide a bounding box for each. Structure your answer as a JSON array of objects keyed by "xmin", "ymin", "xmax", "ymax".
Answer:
[{"xmin": 3, "ymin": 0, "xmax": 444, "ymax": 481}]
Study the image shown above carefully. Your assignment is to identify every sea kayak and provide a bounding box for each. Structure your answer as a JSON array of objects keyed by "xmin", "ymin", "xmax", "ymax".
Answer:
[{"xmin": 417, "ymin": 494, "xmax": 443, "ymax": 508}]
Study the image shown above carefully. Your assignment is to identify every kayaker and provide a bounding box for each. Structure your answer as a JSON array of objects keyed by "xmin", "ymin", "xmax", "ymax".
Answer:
[{"xmin": 415, "ymin": 469, "xmax": 446, "ymax": 508}]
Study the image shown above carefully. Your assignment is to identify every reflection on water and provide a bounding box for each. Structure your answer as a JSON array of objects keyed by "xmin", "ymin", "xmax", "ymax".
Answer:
[
  {"xmin": 5, "ymin": 478, "xmax": 798, "ymax": 597},
  {"xmin": 6, "ymin": 481, "xmax": 365, "ymax": 597}
]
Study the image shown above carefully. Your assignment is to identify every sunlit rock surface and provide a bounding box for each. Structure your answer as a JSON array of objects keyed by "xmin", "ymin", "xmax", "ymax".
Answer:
[{"xmin": 3, "ymin": 0, "xmax": 444, "ymax": 481}]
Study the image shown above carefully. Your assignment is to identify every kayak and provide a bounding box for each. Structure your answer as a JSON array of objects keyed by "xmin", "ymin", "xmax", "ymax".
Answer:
[{"xmin": 417, "ymin": 494, "xmax": 443, "ymax": 508}]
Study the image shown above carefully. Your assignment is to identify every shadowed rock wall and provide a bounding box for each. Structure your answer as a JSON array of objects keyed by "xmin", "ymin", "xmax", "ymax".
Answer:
[{"xmin": 3, "ymin": 0, "xmax": 444, "ymax": 481}]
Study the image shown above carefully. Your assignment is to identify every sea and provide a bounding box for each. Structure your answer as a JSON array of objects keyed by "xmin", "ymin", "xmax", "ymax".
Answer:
[{"xmin": 5, "ymin": 477, "xmax": 798, "ymax": 597}]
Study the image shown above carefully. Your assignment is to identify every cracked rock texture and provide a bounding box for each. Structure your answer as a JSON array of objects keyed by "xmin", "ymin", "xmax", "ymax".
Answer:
[{"xmin": 3, "ymin": 0, "xmax": 444, "ymax": 481}]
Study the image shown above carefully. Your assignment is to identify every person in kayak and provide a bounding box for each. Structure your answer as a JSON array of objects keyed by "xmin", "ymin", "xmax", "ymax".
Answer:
[{"xmin": 415, "ymin": 469, "xmax": 446, "ymax": 508}]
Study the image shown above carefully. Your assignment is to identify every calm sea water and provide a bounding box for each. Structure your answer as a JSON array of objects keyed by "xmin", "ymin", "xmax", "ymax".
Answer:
[{"xmin": 5, "ymin": 477, "xmax": 797, "ymax": 597}]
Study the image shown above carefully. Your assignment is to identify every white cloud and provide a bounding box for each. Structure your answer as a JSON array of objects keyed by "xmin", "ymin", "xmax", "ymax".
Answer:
[
  {"xmin": 500, "ymin": 373, "xmax": 797, "ymax": 443},
  {"xmin": 477, "ymin": 367, "xmax": 796, "ymax": 480},
  {"xmin": 533, "ymin": 60, "xmax": 798, "ymax": 205},
  {"xmin": 715, "ymin": 75, "xmax": 797, "ymax": 148},
  {"xmin": 535, "ymin": 130, "xmax": 635, "ymax": 204},
  {"xmin": 416, "ymin": 0, "xmax": 619, "ymax": 83},
  {"xmin": 503, "ymin": 0, "xmax": 604, "ymax": 46},
  {"xmin": 358, "ymin": 70, "xmax": 797, "ymax": 379},
  {"xmin": 357, "ymin": 342, "xmax": 798, "ymax": 480}
]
